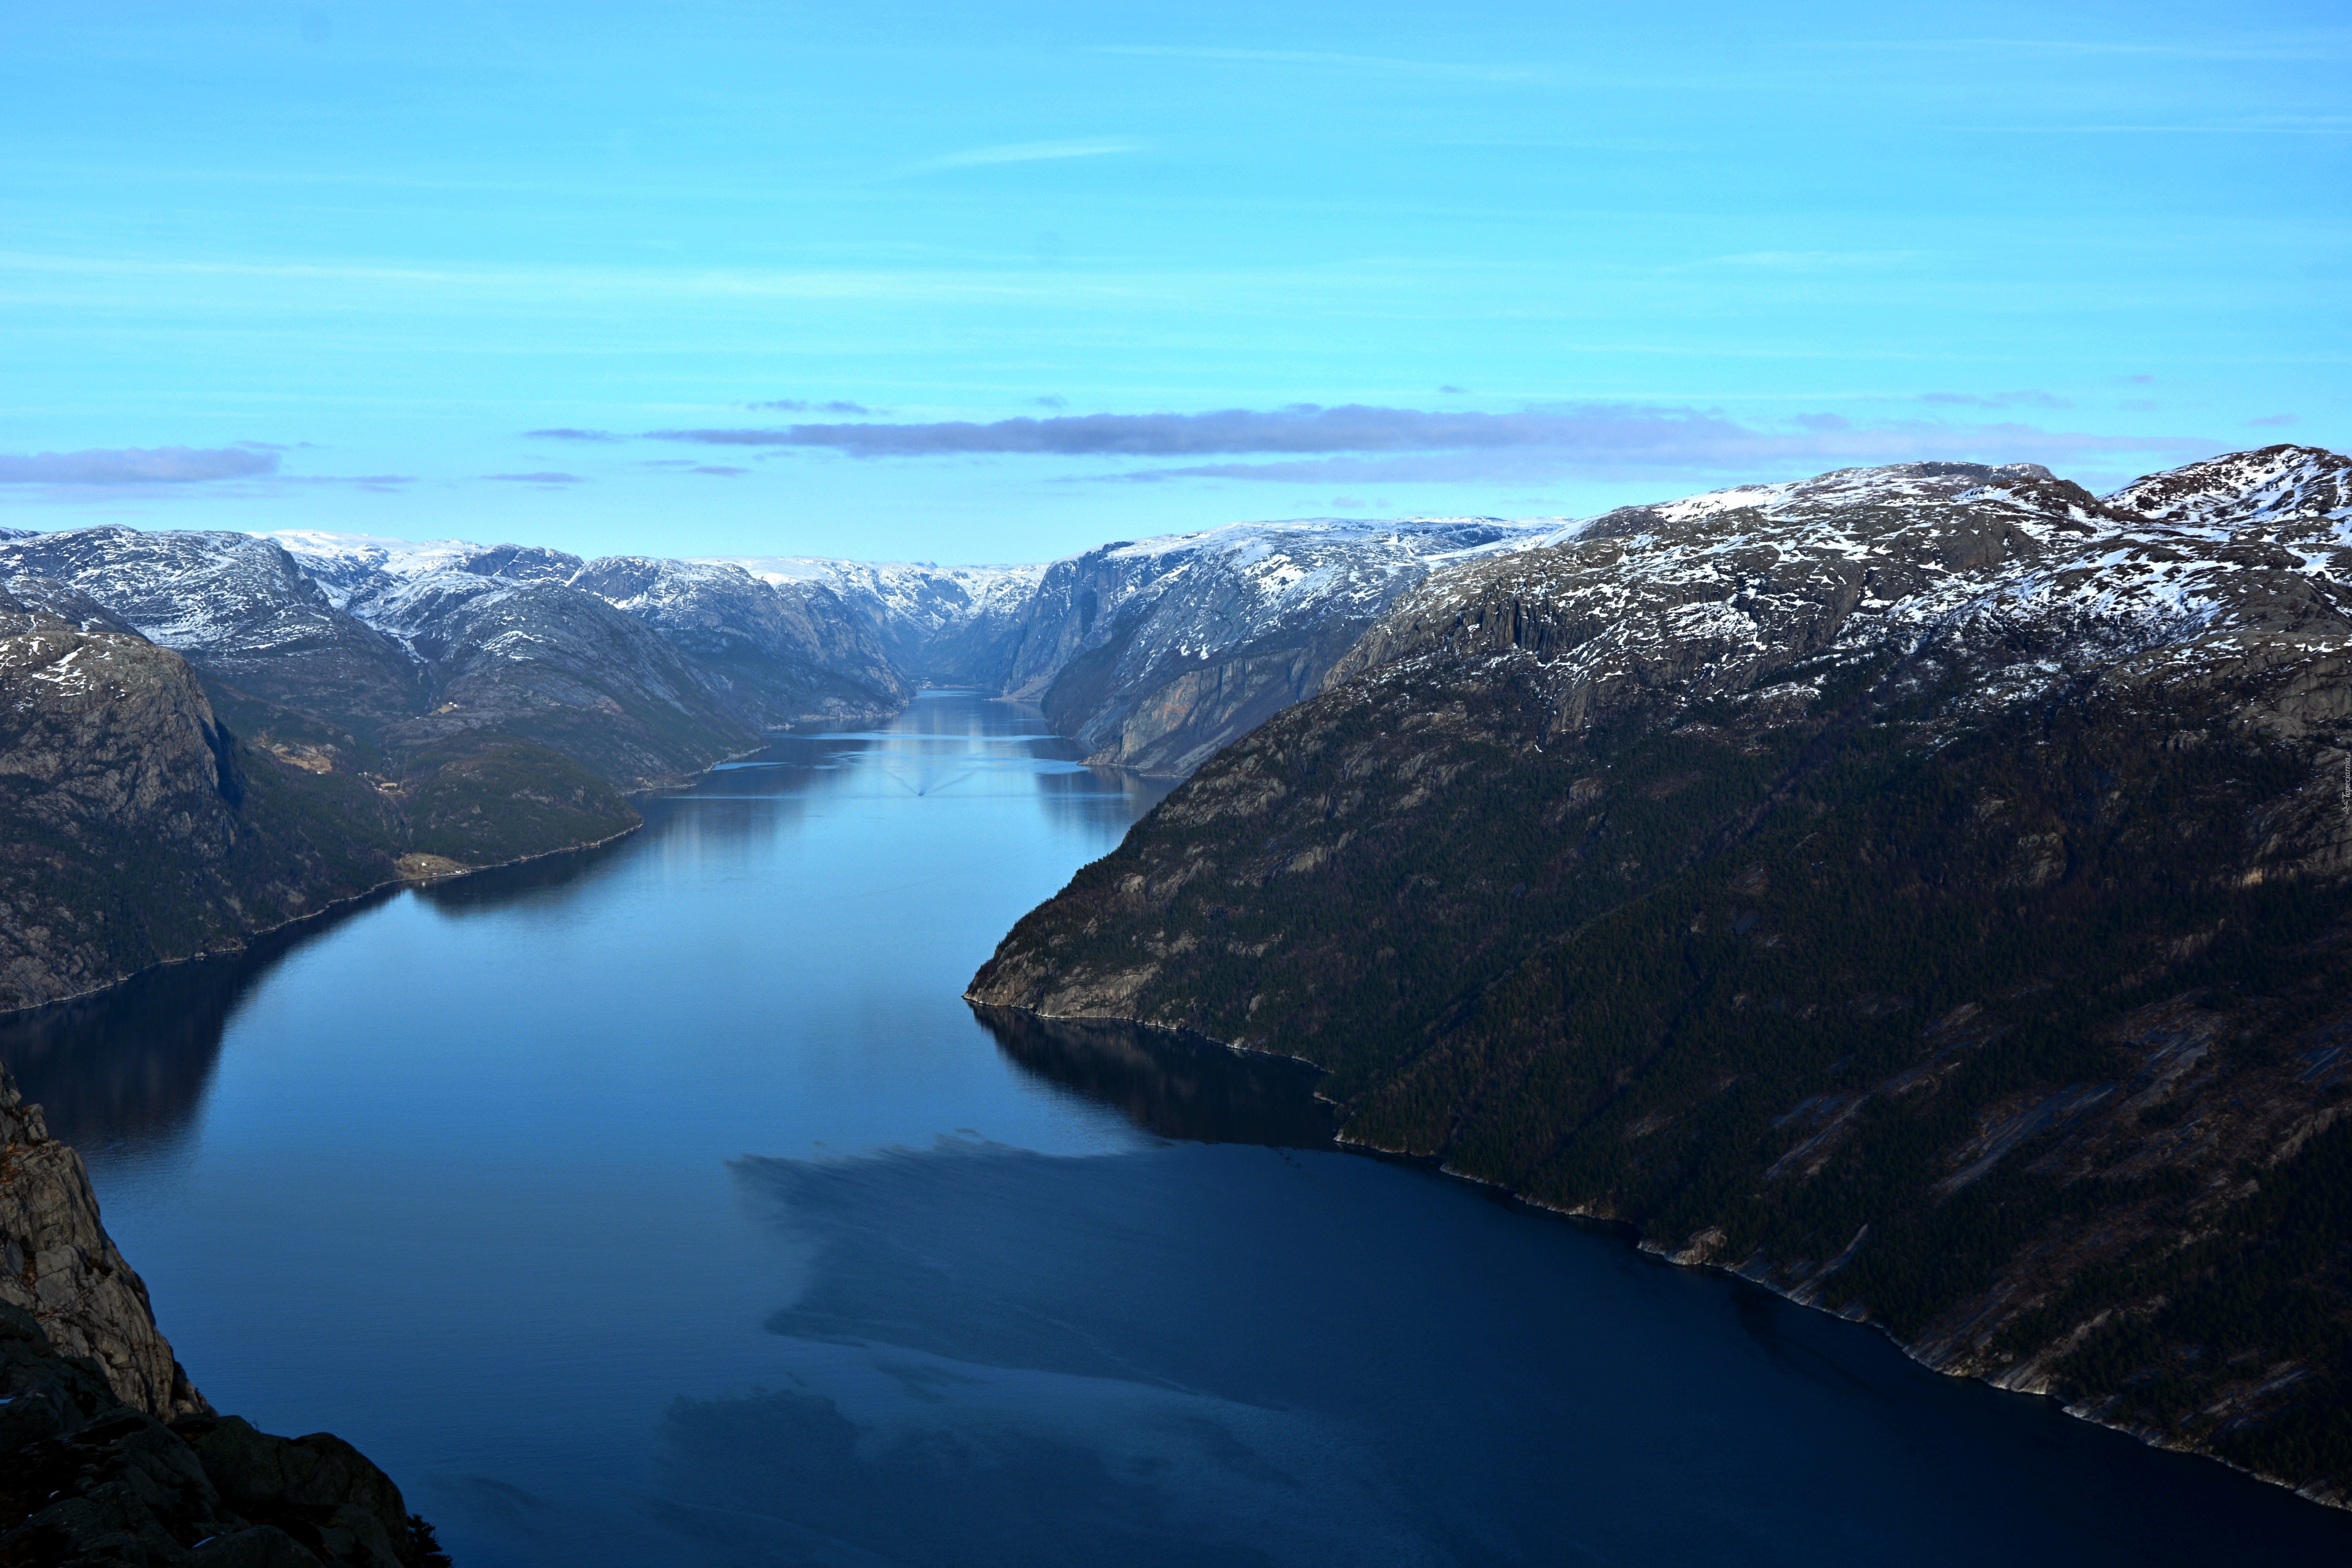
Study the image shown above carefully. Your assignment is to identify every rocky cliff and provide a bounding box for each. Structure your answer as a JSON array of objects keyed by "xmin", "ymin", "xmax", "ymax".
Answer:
[
  {"xmin": 0, "ymin": 1063, "xmax": 447, "ymax": 1567},
  {"xmin": 714, "ymin": 557, "xmax": 1046, "ymax": 690},
  {"xmin": 971, "ymin": 446, "xmax": 2352, "ymax": 1506},
  {"xmin": 0, "ymin": 586, "xmax": 407, "ymax": 1013},
  {"xmin": 1003, "ymin": 518, "xmax": 1536, "ymax": 775},
  {"xmin": 568, "ymin": 556, "xmax": 906, "ymax": 725}
]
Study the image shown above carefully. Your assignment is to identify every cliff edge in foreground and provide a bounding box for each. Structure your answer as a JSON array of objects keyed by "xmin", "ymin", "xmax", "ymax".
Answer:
[{"xmin": 1, "ymin": 1063, "xmax": 446, "ymax": 1566}]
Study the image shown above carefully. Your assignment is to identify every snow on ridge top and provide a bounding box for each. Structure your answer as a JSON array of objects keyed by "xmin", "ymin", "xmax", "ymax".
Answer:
[
  {"xmin": 1091, "ymin": 514, "xmax": 1548, "ymax": 565},
  {"xmin": 264, "ymin": 529, "xmax": 475, "ymax": 569},
  {"xmin": 709, "ymin": 555, "xmax": 1044, "ymax": 586},
  {"xmin": 1645, "ymin": 461, "xmax": 2067, "ymax": 527},
  {"xmin": 2103, "ymin": 444, "xmax": 2352, "ymax": 531}
]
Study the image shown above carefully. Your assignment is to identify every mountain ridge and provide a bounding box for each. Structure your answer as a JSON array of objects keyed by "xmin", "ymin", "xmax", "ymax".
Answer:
[{"xmin": 969, "ymin": 444, "xmax": 2352, "ymax": 1507}]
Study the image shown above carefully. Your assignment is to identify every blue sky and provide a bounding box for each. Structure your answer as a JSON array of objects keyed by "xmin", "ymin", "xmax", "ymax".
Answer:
[{"xmin": 2, "ymin": 0, "xmax": 2345, "ymax": 563}]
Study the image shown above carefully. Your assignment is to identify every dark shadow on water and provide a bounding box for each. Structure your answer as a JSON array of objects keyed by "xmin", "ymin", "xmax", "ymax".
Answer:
[
  {"xmin": 971, "ymin": 1005, "xmax": 1335, "ymax": 1148},
  {"xmin": 0, "ymin": 887, "xmax": 402, "ymax": 1154}
]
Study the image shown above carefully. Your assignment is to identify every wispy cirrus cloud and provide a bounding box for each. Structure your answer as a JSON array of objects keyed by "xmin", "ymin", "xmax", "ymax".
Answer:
[
  {"xmin": 746, "ymin": 399, "xmax": 873, "ymax": 414},
  {"xmin": 894, "ymin": 138, "xmax": 1141, "ymax": 178},
  {"xmin": 485, "ymin": 471, "xmax": 585, "ymax": 485},
  {"xmin": 1090, "ymin": 44, "xmax": 1536, "ymax": 82},
  {"xmin": 0, "ymin": 445, "xmax": 279, "ymax": 484},
  {"xmin": 523, "ymin": 427, "xmax": 623, "ymax": 443}
]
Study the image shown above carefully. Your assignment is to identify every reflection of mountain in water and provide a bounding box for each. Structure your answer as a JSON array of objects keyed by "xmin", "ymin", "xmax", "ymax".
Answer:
[
  {"xmin": 0, "ymin": 891, "xmax": 399, "ymax": 1156},
  {"xmin": 974, "ymin": 1005, "xmax": 1333, "ymax": 1148}
]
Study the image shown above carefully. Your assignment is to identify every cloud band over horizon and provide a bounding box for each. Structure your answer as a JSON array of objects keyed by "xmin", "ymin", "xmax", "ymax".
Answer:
[
  {"xmin": 0, "ymin": 446, "xmax": 280, "ymax": 485},
  {"xmin": 642, "ymin": 403, "xmax": 2213, "ymax": 483}
]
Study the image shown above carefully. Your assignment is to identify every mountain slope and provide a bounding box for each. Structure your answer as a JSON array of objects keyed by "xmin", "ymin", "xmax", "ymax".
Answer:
[
  {"xmin": 971, "ymin": 447, "xmax": 2352, "ymax": 1504},
  {"xmin": 570, "ymin": 556, "xmax": 906, "ymax": 723},
  {"xmin": 0, "ymin": 528, "xmax": 424, "ymax": 748},
  {"xmin": 717, "ymin": 557, "xmax": 1045, "ymax": 688},
  {"xmin": 0, "ymin": 585, "xmax": 407, "ymax": 1012},
  {"xmin": 1004, "ymin": 518, "xmax": 1541, "ymax": 775}
]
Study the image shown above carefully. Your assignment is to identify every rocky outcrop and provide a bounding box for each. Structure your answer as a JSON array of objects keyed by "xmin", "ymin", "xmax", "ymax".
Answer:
[
  {"xmin": 0, "ymin": 1063, "xmax": 201, "ymax": 1420},
  {"xmin": 0, "ymin": 1065, "xmax": 446, "ymax": 1567},
  {"xmin": 971, "ymin": 446, "xmax": 2352, "ymax": 1504}
]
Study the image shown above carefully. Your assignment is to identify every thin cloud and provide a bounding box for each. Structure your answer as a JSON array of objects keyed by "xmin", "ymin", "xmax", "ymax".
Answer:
[
  {"xmin": 2249, "ymin": 414, "xmax": 2301, "ymax": 428},
  {"xmin": 0, "ymin": 445, "xmax": 281, "ymax": 484},
  {"xmin": 746, "ymin": 399, "xmax": 872, "ymax": 414},
  {"xmin": 1090, "ymin": 44, "xmax": 1537, "ymax": 82},
  {"xmin": 485, "ymin": 471, "xmax": 585, "ymax": 484},
  {"xmin": 691, "ymin": 465, "xmax": 748, "ymax": 477},
  {"xmin": 1920, "ymin": 390, "xmax": 2073, "ymax": 410},
  {"xmin": 524, "ymin": 427, "xmax": 623, "ymax": 442},
  {"xmin": 645, "ymin": 402, "xmax": 2210, "ymax": 486},
  {"xmin": 896, "ymin": 139, "xmax": 1141, "ymax": 178}
]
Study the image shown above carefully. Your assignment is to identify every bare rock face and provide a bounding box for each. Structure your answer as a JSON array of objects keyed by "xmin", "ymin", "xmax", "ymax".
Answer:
[
  {"xmin": 1007, "ymin": 518, "xmax": 1537, "ymax": 775},
  {"xmin": 0, "ymin": 529, "xmax": 424, "ymax": 745},
  {"xmin": 569, "ymin": 555, "xmax": 908, "ymax": 724},
  {"xmin": 0, "ymin": 1063, "xmax": 445, "ymax": 1566},
  {"xmin": 0, "ymin": 590, "xmax": 403, "ymax": 1013},
  {"xmin": 971, "ymin": 446, "xmax": 2352, "ymax": 1504},
  {"xmin": 0, "ymin": 1062, "xmax": 203, "ymax": 1420}
]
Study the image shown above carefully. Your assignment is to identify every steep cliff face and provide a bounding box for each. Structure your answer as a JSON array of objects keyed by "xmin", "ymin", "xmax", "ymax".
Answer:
[
  {"xmin": 569, "ymin": 556, "xmax": 907, "ymax": 724},
  {"xmin": 0, "ymin": 590, "xmax": 403, "ymax": 1013},
  {"xmin": 354, "ymin": 570, "xmax": 760, "ymax": 788},
  {"xmin": 713, "ymin": 557, "xmax": 1046, "ymax": 688},
  {"xmin": 971, "ymin": 447, "xmax": 2352, "ymax": 1504},
  {"xmin": 0, "ymin": 529, "xmax": 424, "ymax": 746},
  {"xmin": 0, "ymin": 1063, "xmax": 202, "ymax": 1420},
  {"xmin": 1005, "ymin": 519, "xmax": 1535, "ymax": 775},
  {"xmin": 0, "ymin": 1064, "xmax": 446, "ymax": 1567}
]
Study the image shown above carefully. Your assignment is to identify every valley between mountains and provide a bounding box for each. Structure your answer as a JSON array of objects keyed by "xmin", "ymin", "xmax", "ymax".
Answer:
[{"xmin": 7, "ymin": 444, "xmax": 2352, "ymax": 1533}]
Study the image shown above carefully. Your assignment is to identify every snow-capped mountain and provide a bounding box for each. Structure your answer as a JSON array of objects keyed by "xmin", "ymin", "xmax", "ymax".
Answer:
[
  {"xmin": 1341, "ymin": 447, "xmax": 2352, "ymax": 756},
  {"xmin": 274, "ymin": 531, "xmax": 908, "ymax": 735},
  {"xmin": 1006, "ymin": 517, "xmax": 1550, "ymax": 775},
  {"xmin": 712, "ymin": 557, "xmax": 1045, "ymax": 687},
  {"xmin": 0, "ymin": 527, "xmax": 422, "ymax": 738},
  {"xmin": 569, "ymin": 555, "xmax": 906, "ymax": 724},
  {"xmin": 973, "ymin": 445, "xmax": 2352, "ymax": 1504}
]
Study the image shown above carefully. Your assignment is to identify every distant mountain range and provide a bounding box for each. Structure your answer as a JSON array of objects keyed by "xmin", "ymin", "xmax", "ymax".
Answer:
[
  {"xmin": 10, "ymin": 443, "xmax": 2352, "ymax": 1513},
  {"xmin": 971, "ymin": 443, "xmax": 2352, "ymax": 1508}
]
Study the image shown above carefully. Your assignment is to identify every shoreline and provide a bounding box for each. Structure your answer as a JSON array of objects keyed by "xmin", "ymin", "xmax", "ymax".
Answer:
[
  {"xmin": 0, "ymin": 708, "xmax": 910, "ymax": 1022},
  {"xmin": 969, "ymin": 997, "xmax": 2350, "ymax": 1517}
]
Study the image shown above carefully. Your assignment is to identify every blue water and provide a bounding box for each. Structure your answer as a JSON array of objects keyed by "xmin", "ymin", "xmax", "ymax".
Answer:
[{"xmin": 5, "ymin": 691, "xmax": 2349, "ymax": 1565}]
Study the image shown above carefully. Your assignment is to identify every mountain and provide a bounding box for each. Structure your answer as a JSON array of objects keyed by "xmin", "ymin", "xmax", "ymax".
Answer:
[
  {"xmin": 718, "ymin": 557, "xmax": 1045, "ymax": 688},
  {"xmin": 0, "ymin": 528, "xmax": 425, "ymax": 750},
  {"xmin": 567, "ymin": 556, "xmax": 906, "ymax": 724},
  {"xmin": 1003, "ymin": 518, "xmax": 1540, "ymax": 776},
  {"xmin": 0, "ymin": 581, "xmax": 410, "ymax": 1012},
  {"xmin": 281, "ymin": 533, "xmax": 906, "ymax": 729},
  {"xmin": 971, "ymin": 446, "xmax": 2352, "ymax": 1505},
  {"xmin": 0, "ymin": 1062, "xmax": 448, "ymax": 1566},
  {"xmin": 347, "ymin": 568, "xmax": 762, "ymax": 789}
]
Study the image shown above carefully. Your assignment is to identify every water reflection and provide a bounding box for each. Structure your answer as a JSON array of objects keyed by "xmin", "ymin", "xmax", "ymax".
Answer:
[
  {"xmin": 976, "ymin": 1005, "xmax": 1335, "ymax": 1148},
  {"xmin": 0, "ymin": 693, "xmax": 1157, "ymax": 1162},
  {"xmin": 0, "ymin": 892, "xmax": 397, "ymax": 1160}
]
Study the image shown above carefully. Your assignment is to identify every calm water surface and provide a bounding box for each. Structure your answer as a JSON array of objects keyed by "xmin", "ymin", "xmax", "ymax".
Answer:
[{"xmin": 7, "ymin": 691, "xmax": 2349, "ymax": 1565}]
